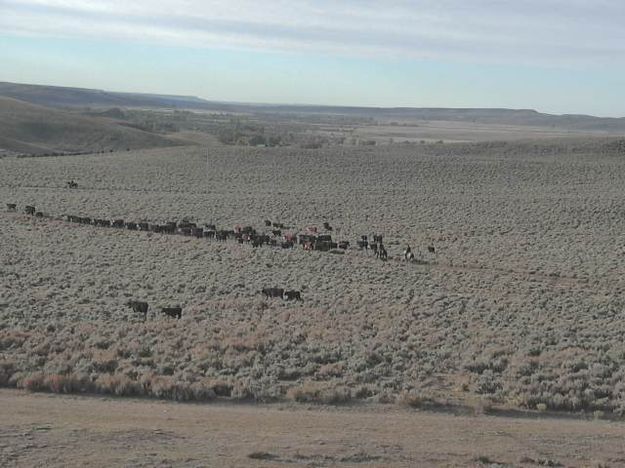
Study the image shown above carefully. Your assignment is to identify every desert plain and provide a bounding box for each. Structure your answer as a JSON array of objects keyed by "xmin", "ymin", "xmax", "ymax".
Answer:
[{"xmin": 2, "ymin": 133, "xmax": 625, "ymax": 466}]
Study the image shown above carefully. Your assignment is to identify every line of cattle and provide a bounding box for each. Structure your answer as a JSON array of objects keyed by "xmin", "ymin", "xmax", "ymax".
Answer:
[{"xmin": 7, "ymin": 203, "xmax": 399, "ymax": 258}]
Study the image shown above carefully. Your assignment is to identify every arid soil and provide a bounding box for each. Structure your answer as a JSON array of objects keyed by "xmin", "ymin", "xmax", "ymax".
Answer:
[
  {"xmin": 1, "ymin": 389, "xmax": 624, "ymax": 467},
  {"xmin": 2, "ymin": 139, "xmax": 625, "ymax": 415}
]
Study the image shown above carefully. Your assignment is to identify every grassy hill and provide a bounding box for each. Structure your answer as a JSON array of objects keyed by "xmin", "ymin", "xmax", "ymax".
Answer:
[{"xmin": 0, "ymin": 97, "xmax": 183, "ymax": 155}]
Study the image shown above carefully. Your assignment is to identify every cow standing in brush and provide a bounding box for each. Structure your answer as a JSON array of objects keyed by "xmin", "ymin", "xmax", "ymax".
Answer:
[
  {"xmin": 161, "ymin": 306, "xmax": 182, "ymax": 319},
  {"xmin": 126, "ymin": 300, "xmax": 149, "ymax": 320}
]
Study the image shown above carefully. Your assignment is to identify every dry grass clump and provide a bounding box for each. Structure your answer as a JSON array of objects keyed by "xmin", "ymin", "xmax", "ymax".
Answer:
[{"xmin": 286, "ymin": 382, "xmax": 353, "ymax": 404}]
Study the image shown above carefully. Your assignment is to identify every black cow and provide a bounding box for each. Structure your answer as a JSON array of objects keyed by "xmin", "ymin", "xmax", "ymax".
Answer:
[
  {"xmin": 204, "ymin": 230, "xmax": 216, "ymax": 239},
  {"xmin": 378, "ymin": 244, "xmax": 388, "ymax": 260},
  {"xmin": 126, "ymin": 222, "xmax": 138, "ymax": 230},
  {"xmin": 323, "ymin": 222, "xmax": 332, "ymax": 231},
  {"xmin": 281, "ymin": 240, "xmax": 294, "ymax": 249},
  {"xmin": 205, "ymin": 223, "xmax": 216, "ymax": 231},
  {"xmin": 179, "ymin": 221, "xmax": 197, "ymax": 229},
  {"xmin": 25, "ymin": 205, "xmax": 35, "ymax": 215},
  {"xmin": 6, "ymin": 203, "xmax": 16, "ymax": 212},
  {"xmin": 317, "ymin": 234, "xmax": 332, "ymax": 242},
  {"xmin": 271, "ymin": 229, "xmax": 282, "ymax": 237},
  {"xmin": 112, "ymin": 219, "xmax": 125, "ymax": 228},
  {"xmin": 35, "ymin": 211, "xmax": 44, "ymax": 218},
  {"xmin": 192, "ymin": 227, "xmax": 204, "ymax": 238},
  {"xmin": 161, "ymin": 306, "xmax": 182, "ymax": 319},
  {"xmin": 314, "ymin": 241, "xmax": 331, "ymax": 252},
  {"xmin": 180, "ymin": 227, "xmax": 192, "ymax": 236},
  {"xmin": 126, "ymin": 300, "xmax": 148, "ymax": 320},
  {"xmin": 298, "ymin": 234, "xmax": 316, "ymax": 245},
  {"xmin": 428, "ymin": 245, "xmax": 436, "ymax": 254},
  {"xmin": 161, "ymin": 224, "xmax": 175, "ymax": 234},
  {"xmin": 373, "ymin": 234, "xmax": 383, "ymax": 244},
  {"xmin": 264, "ymin": 220, "xmax": 272, "ymax": 227},
  {"xmin": 216, "ymin": 230, "xmax": 228, "ymax": 241},
  {"xmin": 79, "ymin": 217, "xmax": 91, "ymax": 224},
  {"xmin": 138, "ymin": 222, "xmax": 149, "ymax": 231},
  {"xmin": 67, "ymin": 180, "xmax": 78, "ymax": 189},
  {"xmin": 338, "ymin": 241, "xmax": 350, "ymax": 250},
  {"xmin": 357, "ymin": 240, "xmax": 368, "ymax": 250},
  {"xmin": 284, "ymin": 290, "xmax": 302, "ymax": 301},
  {"xmin": 261, "ymin": 287, "xmax": 284, "ymax": 299}
]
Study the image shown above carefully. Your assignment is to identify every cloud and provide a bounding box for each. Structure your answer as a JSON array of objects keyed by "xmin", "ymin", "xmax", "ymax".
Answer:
[{"xmin": 3, "ymin": 0, "xmax": 625, "ymax": 65}]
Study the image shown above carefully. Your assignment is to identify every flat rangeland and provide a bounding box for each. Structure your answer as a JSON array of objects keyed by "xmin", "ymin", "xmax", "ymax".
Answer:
[
  {"xmin": 1, "ymin": 140, "xmax": 625, "ymax": 463},
  {"xmin": 1, "ymin": 389, "xmax": 624, "ymax": 467}
]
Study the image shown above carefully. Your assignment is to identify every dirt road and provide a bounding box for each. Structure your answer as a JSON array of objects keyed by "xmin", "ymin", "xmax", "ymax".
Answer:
[{"xmin": 1, "ymin": 390, "xmax": 624, "ymax": 467}]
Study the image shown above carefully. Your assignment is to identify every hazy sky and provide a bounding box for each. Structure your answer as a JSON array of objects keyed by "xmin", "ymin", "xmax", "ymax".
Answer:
[{"xmin": 1, "ymin": 0, "xmax": 624, "ymax": 116}]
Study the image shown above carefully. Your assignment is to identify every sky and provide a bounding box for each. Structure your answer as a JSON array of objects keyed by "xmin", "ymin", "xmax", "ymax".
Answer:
[{"xmin": 1, "ymin": 0, "xmax": 624, "ymax": 116}]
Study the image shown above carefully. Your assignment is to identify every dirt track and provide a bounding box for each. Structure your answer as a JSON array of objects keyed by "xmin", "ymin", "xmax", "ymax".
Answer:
[{"xmin": 1, "ymin": 390, "xmax": 624, "ymax": 467}]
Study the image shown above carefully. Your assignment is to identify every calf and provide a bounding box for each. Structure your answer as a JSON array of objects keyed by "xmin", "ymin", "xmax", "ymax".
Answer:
[
  {"xmin": 338, "ymin": 241, "xmax": 350, "ymax": 250},
  {"xmin": 25, "ymin": 205, "xmax": 35, "ymax": 215},
  {"xmin": 264, "ymin": 220, "xmax": 272, "ymax": 227},
  {"xmin": 323, "ymin": 222, "xmax": 332, "ymax": 231},
  {"xmin": 428, "ymin": 245, "xmax": 436, "ymax": 254},
  {"xmin": 284, "ymin": 290, "xmax": 302, "ymax": 301},
  {"xmin": 161, "ymin": 306, "xmax": 182, "ymax": 319},
  {"xmin": 6, "ymin": 203, "xmax": 16, "ymax": 212},
  {"xmin": 126, "ymin": 300, "xmax": 148, "ymax": 320}
]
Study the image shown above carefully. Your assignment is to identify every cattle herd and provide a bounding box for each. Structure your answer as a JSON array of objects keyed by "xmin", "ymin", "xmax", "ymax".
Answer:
[{"xmin": 7, "ymin": 200, "xmax": 437, "ymax": 319}]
